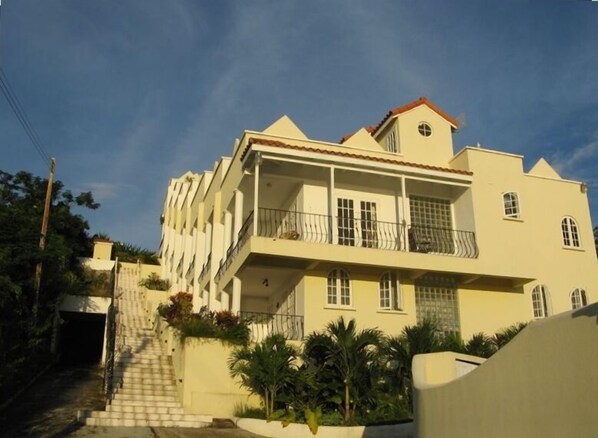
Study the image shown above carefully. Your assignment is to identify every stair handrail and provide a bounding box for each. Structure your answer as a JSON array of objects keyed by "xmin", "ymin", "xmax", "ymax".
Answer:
[{"xmin": 103, "ymin": 257, "xmax": 120, "ymax": 400}]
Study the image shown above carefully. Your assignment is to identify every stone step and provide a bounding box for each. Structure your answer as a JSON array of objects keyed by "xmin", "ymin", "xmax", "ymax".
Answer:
[
  {"xmin": 80, "ymin": 416, "xmax": 210, "ymax": 428},
  {"xmin": 109, "ymin": 399, "xmax": 181, "ymax": 408},
  {"xmin": 106, "ymin": 404, "xmax": 186, "ymax": 415},
  {"xmin": 117, "ymin": 385, "xmax": 177, "ymax": 394},
  {"xmin": 88, "ymin": 411, "xmax": 212, "ymax": 423},
  {"xmin": 118, "ymin": 377, "xmax": 175, "ymax": 386},
  {"xmin": 112, "ymin": 393, "xmax": 178, "ymax": 402},
  {"xmin": 113, "ymin": 369, "xmax": 173, "ymax": 379}
]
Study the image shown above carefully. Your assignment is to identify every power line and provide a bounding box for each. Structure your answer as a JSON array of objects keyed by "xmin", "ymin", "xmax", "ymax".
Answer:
[
  {"xmin": 0, "ymin": 67, "xmax": 52, "ymax": 168},
  {"xmin": 0, "ymin": 1, "xmax": 53, "ymax": 169}
]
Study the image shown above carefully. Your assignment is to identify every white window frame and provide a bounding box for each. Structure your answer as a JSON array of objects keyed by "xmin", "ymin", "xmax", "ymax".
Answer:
[
  {"xmin": 379, "ymin": 271, "xmax": 403, "ymax": 311},
  {"xmin": 386, "ymin": 129, "xmax": 398, "ymax": 153},
  {"xmin": 502, "ymin": 192, "xmax": 520, "ymax": 219},
  {"xmin": 327, "ymin": 268, "xmax": 351, "ymax": 307},
  {"xmin": 561, "ymin": 216, "xmax": 581, "ymax": 248},
  {"xmin": 570, "ymin": 288, "xmax": 588, "ymax": 310},
  {"xmin": 532, "ymin": 284, "xmax": 551, "ymax": 318}
]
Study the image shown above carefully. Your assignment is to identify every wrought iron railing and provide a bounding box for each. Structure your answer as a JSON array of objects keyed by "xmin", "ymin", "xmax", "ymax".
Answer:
[
  {"xmin": 198, "ymin": 252, "xmax": 212, "ymax": 283},
  {"xmin": 407, "ymin": 225, "xmax": 478, "ymax": 258},
  {"xmin": 239, "ymin": 311, "xmax": 304, "ymax": 342},
  {"xmin": 214, "ymin": 212, "xmax": 254, "ymax": 282},
  {"xmin": 103, "ymin": 258, "xmax": 119, "ymax": 399},
  {"xmin": 256, "ymin": 208, "xmax": 477, "ymax": 258},
  {"xmin": 213, "ymin": 208, "xmax": 478, "ymax": 282}
]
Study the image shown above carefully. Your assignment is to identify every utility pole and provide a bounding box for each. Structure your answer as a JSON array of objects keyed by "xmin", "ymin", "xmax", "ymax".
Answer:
[{"xmin": 33, "ymin": 157, "xmax": 56, "ymax": 320}]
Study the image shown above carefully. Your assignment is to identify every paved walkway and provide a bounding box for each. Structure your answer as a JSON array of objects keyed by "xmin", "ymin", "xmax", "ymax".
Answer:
[{"xmin": 0, "ymin": 364, "xmax": 261, "ymax": 438}]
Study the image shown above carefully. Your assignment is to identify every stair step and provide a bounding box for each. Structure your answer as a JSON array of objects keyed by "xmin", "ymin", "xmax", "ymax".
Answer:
[
  {"xmin": 107, "ymin": 405, "xmax": 186, "ymax": 415},
  {"xmin": 112, "ymin": 393, "xmax": 178, "ymax": 402},
  {"xmin": 109, "ymin": 399, "xmax": 181, "ymax": 408}
]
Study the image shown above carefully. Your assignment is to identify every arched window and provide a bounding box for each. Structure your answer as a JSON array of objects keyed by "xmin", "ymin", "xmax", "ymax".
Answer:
[
  {"xmin": 379, "ymin": 272, "xmax": 403, "ymax": 311},
  {"xmin": 561, "ymin": 217, "xmax": 580, "ymax": 247},
  {"xmin": 503, "ymin": 192, "xmax": 520, "ymax": 218},
  {"xmin": 570, "ymin": 288, "xmax": 588, "ymax": 310},
  {"xmin": 532, "ymin": 284, "xmax": 551, "ymax": 318},
  {"xmin": 327, "ymin": 269, "xmax": 351, "ymax": 306}
]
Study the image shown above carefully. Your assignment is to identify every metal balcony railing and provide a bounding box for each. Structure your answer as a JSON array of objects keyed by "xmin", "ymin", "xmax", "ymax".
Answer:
[
  {"xmin": 239, "ymin": 311, "xmax": 304, "ymax": 342},
  {"xmin": 256, "ymin": 208, "xmax": 478, "ymax": 258},
  {"xmin": 213, "ymin": 208, "xmax": 478, "ymax": 283}
]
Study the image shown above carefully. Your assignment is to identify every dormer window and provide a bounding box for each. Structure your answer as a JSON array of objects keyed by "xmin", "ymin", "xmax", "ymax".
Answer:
[
  {"xmin": 386, "ymin": 129, "xmax": 397, "ymax": 153},
  {"xmin": 418, "ymin": 122, "xmax": 432, "ymax": 137}
]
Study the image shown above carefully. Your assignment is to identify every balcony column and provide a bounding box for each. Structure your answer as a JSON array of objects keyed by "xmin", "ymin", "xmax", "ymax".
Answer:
[
  {"xmin": 329, "ymin": 166, "xmax": 336, "ymax": 244},
  {"xmin": 223, "ymin": 210, "xmax": 232, "ymax": 256},
  {"xmin": 232, "ymin": 276, "xmax": 242, "ymax": 313},
  {"xmin": 253, "ymin": 156, "xmax": 260, "ymax": 235},
  {"xmin": 204, "ymin": 222, "xmax": 212, "ymax": 263},
  {"xmin": 233, "ymin": 189, "xmax": 244, "ymax": 244},
  {"xmin": 400, "ymin": 175, "xmax": 409, "ymax": 251}
]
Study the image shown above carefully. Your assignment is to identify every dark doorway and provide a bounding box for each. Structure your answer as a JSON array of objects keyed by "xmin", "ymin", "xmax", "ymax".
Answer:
[{"xmin": 59, "ymin": 311, "xmax": 106, "ymax": 365}]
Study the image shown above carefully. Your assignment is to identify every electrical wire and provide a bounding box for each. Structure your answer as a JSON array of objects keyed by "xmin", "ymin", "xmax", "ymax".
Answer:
[
  {"xmin": 0, "ymin": 1, "xmax": 53, "ymax": 169},
  {"xmin": 0, "ymin": 67, "xmax": 53, "ymax": 168}
]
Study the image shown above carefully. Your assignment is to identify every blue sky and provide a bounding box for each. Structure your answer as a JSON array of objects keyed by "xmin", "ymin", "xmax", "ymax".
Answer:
[{"xmin": 1, "ymin": 0, "xmax": 597, "ymax": 251}]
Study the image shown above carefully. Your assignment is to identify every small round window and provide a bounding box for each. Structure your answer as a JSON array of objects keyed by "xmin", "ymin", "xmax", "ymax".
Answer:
[{"xmin": 418, "ymin": 122, "xmax": 432, "ymax": 137}]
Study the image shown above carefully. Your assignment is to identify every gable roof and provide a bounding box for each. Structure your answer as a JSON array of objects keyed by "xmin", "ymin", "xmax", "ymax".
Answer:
[
  {"xmin": 241, "ymin": 137, "xmax": 472, "ymax": 176},
  {"xmin": 373, "ymin": 97, "xmax": 460, "ymax": 135},
  {"xmin": 340, "ymin": 97, "xmax": 460, "ymax": 144}
]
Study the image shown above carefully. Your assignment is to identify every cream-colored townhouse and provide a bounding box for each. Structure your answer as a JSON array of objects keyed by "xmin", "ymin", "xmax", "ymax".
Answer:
[{"xmin": 159, "ymin": 97, "xmax": 597, "ymax": 340}]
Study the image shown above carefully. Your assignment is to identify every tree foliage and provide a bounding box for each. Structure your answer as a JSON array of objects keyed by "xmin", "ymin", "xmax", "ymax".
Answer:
[{"xmin": 0, "ymin": 169, "xmax": 99, "ymax": 402}]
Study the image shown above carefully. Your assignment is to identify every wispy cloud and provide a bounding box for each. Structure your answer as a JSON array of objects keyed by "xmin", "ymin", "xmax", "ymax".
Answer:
[{"xmin": 549, "ymin": 133, "xmax": 598, "ymax": 189}]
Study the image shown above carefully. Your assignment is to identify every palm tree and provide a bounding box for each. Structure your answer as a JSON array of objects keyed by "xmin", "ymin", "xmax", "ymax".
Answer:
[
  {"xmin": 303, "ymin": 317, "xmax": 382, "ymax": 422},
  {"xmin": 228, "ymin": 334, "xmax": 298, "ymax": 417},
  {"xmin": 492, "ymin": 322, "xmax": 528, "ymax": 349},
  {"xmin": 383, "ymin": 319, "xmax": 441, "ymax": 408},
  {"xmin": 464, "ymin": 332, "xmax": 496, "ymax": 358}
]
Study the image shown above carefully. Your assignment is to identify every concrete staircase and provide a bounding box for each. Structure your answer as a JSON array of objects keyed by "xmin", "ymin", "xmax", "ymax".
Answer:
[{"xmin": 78, "ymin": 266, "xmax": 211, "ymax": 428}]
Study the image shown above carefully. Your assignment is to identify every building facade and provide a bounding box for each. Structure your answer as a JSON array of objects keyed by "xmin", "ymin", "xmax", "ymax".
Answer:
[{"xmin": 159, "ymin": 98, "xmax": 597, "ymax": 340}]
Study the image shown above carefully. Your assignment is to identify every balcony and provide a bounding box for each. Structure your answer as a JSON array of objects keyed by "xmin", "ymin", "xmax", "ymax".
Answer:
[
  {"xmin": 214, "ymin": 208, "xmax": 478, "ymax": 283},
  {"xmin": 256, "ymin": 208, "xmax": 478, "ymax": 258},
  {"xmin": 239, "ymin": 311, "xmax": 304, "ymax": 342}
]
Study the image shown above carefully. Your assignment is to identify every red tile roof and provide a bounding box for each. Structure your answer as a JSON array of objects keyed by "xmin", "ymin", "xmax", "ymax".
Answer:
[
  {"xmin": 340, "ymin": 97, "xmax": 460, "ymax": 143},
  {"xmin": 241, "ymin": 137, "xmax": 472, "ymax": 176}
]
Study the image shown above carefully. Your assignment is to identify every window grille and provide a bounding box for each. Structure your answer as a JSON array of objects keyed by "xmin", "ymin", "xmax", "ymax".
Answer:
[
  {"xmin": 327, "ymin": 269, "xmax": 351, "ymax": 306},
  {"xmin": 570, "ymin": 288, "xmax": 587, "ymax": 310},
  {"xmin": 561, "ymin": 217, "xmax": 580, "ymax": 248},
  {"xmin": 503, "ymin": 192, "xmax": 520, "ymax": 218},
  {"xmin": 532, "ymin": 284, "xmax": 551, "ymax": 318}
]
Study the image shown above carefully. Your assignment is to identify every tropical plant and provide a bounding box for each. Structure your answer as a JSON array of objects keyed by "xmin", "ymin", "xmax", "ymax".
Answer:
[
  {"xmin": 464, "ymin": 332, "xmax": 497, "ymax": 358},
  {"xmin": 228, "ymin": 334, "xmax": 299, "ymax": 417},
  {"xmin": 139, "ymin": 272, "xmax": 171, "ymax": 291},
  {"xmin": 112, "ymin": 240, "xmax": 159, "ymax": 265},
  {"xmin": 178, "ymin": 306, "xmax": 250, "ymax": 346},
  {"xmin": 303, "ymin": 317, "xmax": 383, "ymax": 423},
  {"xmin": 383, "ymin": 319, "xmax": 442, "ymax": 408},
  {"xmin": 157, "ymin": 291, "xmax": 193, "ymax": 324},
  {"xmin": 492, "ymin": 322, "xmax": 528, "ymax": 349}
]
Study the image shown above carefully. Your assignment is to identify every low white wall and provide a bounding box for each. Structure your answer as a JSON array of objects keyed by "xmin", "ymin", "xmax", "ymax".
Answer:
[
  {"xmin": 59, "ymin": 295, "xmax": 111, "ymax": 314},
  {"xmin": 236, "ymin": 418, "xmax": 414, "ymax": 438},
  {"xmin": 413, "ymin": 303, "xmax": 598, "ymax": 437},
  {"xmin": 79, "ymin": 257, "xmax": 115, "ymax": 271}
]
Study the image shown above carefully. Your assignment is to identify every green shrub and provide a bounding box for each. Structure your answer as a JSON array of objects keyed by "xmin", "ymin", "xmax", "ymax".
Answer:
[
  {"xmin": 139, "ymin": 273, "xmax": 170, "ymax": 291},
  {"xmin": 157, "ymin": 292, "xmax": 193, "ymax": 325},
  {"xmin": 175, "ymin": 306, "xmax": 250, "ymax": 346}
]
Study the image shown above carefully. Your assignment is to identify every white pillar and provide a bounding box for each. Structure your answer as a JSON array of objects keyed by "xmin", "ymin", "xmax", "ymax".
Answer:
[
  {"xmin": 223, "ymin": 210, "xmax": 232, "ymax": 257},
  {"xmin": 253, "ymin": 158, "xmax": 260, "ymax": 235},
  {"xmin": 329, "ymin": 166, "xmax": 336, "ymax": 244},
  {"xmin": 204, "ymin": 222, "xmax": 212, "ymax": 262},
  {"xmin": 233, "ymin": 189, "xmax": 244, "ymax": 244},
  {"xmin": 232, "ymin": 276, "xmax": 242, "ymax": 313}
]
